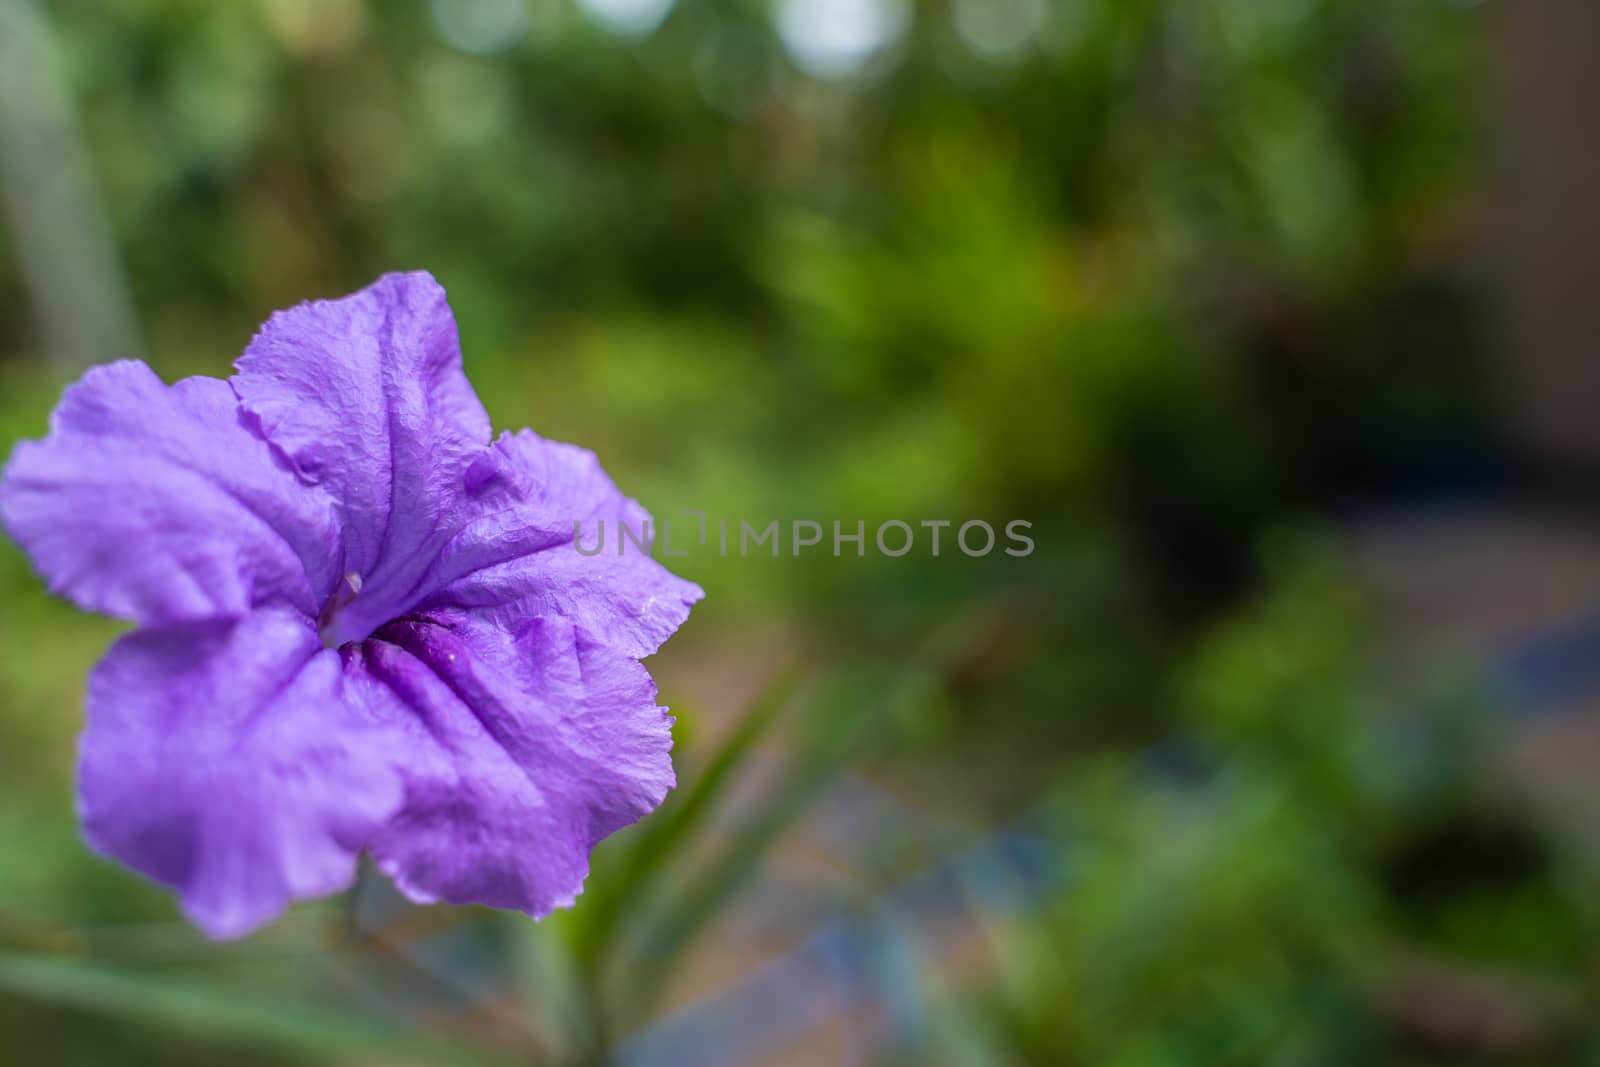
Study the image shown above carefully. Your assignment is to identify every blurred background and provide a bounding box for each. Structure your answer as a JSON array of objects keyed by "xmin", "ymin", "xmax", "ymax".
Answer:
[{"xmin": 3, "ymin": 0, "xmax": 1600, "ymax": 1063}]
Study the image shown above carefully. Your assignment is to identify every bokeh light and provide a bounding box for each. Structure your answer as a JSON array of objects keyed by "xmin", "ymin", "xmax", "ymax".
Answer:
[
  {"xmin": 776, "ymin": 0, "xmax": 910, "ymax": 79},
  {"xmin": 429, "ymin": 0, "xmax": 530, "ymax": 55},
  {"xmin": 951, "ymin": 0, "xmax": 1047, "ymax": 63},
  {"xmin": 577, "ymin": 0, "xmax": 676, "ymax": 38}
]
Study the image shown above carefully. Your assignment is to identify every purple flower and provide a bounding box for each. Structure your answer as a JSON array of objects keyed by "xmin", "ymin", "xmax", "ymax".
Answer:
[{"xmin": 0, "ymin": 272, "xmax": 702, "ymax": 938}]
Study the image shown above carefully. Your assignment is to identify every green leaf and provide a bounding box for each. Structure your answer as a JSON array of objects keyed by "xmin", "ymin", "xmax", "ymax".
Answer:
[
  {"xmin": 0, "ymin": 951, "xmax": 520, "ymax": 1066},
  {"xmin": 570, "ymin": 663, "xmax": 803, "ymax": 966},
  {"xmin": 619, "ymin": 617, "xmax": 967, "ymax": 1017}
]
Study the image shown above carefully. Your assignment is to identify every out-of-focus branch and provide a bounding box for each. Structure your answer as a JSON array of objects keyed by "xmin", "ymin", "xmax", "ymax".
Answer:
[{"xmin": 0, "ymin": 0, "xmax": 142, "ymax": 373}]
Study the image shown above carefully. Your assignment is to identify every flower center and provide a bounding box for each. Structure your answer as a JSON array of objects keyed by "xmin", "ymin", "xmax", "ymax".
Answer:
[{"xmin": 318, "ymin": 572, "xmax": 364, "ymax": 650}]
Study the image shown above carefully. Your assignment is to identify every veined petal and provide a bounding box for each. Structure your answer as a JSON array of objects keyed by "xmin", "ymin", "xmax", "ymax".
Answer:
[
  {"xmin": 421, "ymin": 430, "xmax": 704, "ymax": 659},
  {"xmin": 232, "ymin": 271, "xmax": 491, "ymax": 640},
  {"xmin": 0, "ymin": 361, "xmax": 340, "ymax": 624},
  {"xmin": 347, "ymin": 612, "xmax": 675, "ymax": 917},
  {"xmin": 78, "ymin": 610, "xmax": 406, "ymax": 939}
]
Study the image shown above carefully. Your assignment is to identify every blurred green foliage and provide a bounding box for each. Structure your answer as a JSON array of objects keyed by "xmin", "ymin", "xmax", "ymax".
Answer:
[
  {"xmin": 6, "ymin": 0, "xmax": 1581, "ymax": 1065},
  {"xmin": 934, "ymin": 549, "xmax": 1600, "ymax": 1066}
]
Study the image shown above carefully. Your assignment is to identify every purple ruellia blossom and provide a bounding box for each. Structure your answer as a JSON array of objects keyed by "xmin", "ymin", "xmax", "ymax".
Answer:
[{"xmin": 0, "ymin": 272, "xmax": 702, "ymax": 938}]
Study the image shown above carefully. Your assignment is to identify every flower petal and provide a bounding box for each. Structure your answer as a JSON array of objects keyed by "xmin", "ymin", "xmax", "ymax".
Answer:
[
  {"xmin": 0, "ymin": 361, "xmax": 340, "ymax": 625},
  {"xmin": 347, "ymin": 612, "xmax": 675, "ymax": 917},
  {"xmin": 78, "ymin": 609, "xmax": 406, "ymax": 939},
  {"xmin": 420, "ymin": 430, "xmax": 704, "ymax": 658},
  {"xmin": 232, "ymin": 271, "xmax": 491, "ymax": 640}
]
